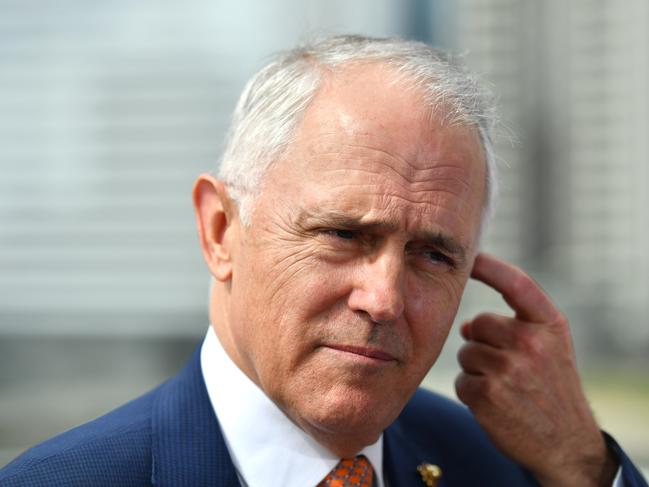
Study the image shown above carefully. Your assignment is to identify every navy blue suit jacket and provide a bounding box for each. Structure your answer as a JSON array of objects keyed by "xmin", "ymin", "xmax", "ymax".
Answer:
[{"xmin": 1, "ymin": 346, "xmax": 646, "ymax": 486}]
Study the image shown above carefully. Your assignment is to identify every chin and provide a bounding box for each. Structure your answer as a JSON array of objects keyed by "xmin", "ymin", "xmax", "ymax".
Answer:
[{"xmin": 296, "ymin": 384, "xmax": 404, "ymax": 451}]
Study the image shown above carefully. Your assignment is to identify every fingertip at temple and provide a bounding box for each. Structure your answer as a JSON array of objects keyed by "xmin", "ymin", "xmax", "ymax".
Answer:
[{"xmin": 469, "ymin": 253, "xmax": 558, "ymax": 322}]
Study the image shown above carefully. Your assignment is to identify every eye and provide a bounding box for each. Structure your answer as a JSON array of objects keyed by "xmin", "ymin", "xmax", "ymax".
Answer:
[
  {"xmin": 406, "ymin": 246, "xmax": 456, "ymax": 272},
  {"xmin": 331, "ymin": 229, "xmax": 355, "ymax": 240},
  {"xmin": 320, "ymin": 228, "xmax": 357, "ymax": 240},
  {"xmin": 425, "ymin": 250, "xmax": 454, "ymax": 267}
]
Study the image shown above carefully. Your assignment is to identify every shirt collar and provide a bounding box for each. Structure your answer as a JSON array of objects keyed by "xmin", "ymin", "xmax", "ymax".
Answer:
[{"xmin": 200, "ymin": 326, "xmax": 384, "ymax": 487}]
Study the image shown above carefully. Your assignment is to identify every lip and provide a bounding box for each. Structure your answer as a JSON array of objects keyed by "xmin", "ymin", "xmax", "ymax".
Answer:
[{"xmin": 324, "ymin": 344, "xmax": 396, "ymax": 362}]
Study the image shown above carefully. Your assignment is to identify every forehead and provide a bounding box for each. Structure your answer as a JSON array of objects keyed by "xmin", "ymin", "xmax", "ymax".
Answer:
[
  {"xmin": 263, "ymin": 63, "xmax": 486, "ymax": 244},
  {"xmin": 293, "ymin": 64, "xmax": 484, "ymax": 181}
]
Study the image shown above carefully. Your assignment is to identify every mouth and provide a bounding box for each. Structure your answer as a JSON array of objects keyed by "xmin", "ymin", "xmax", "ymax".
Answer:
[{"xmin": 323, "ymin": 344, "xmax": 397, "ymax": 363}]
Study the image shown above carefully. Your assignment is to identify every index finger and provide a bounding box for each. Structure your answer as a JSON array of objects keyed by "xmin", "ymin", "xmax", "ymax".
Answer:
[{"xmin": 470, "ymin": 252, "xmax": 559, "ymax": 323}]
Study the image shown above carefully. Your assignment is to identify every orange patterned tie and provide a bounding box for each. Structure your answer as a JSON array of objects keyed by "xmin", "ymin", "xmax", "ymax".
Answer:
[{"xmin": 318, "ymin": 455, "xmax": 374, "ymax": 487}]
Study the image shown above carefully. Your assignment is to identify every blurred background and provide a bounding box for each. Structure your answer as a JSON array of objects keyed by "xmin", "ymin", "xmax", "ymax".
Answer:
[{"xmin": 1, "ymin": 0, "xmax": 647, "ymax": 472}]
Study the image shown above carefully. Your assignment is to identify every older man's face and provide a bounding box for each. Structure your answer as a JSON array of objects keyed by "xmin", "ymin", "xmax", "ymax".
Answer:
[{"xmin": 224, "ymin": 64, "xmax": 486, "ymax": 454}]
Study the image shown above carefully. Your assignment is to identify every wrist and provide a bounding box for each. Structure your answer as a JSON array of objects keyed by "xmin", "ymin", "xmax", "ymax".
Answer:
[{"xmin": 535, "ymin": 433, "xmax": 619, "ymax": 487}]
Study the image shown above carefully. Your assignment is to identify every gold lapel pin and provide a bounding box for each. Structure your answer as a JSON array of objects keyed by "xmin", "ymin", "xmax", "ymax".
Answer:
[{"xmin": 417, "ymin": 463, "xmax": 442, "ymax": 486}]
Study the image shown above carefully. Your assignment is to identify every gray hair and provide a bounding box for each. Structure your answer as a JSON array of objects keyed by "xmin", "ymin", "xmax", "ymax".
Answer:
[{"xmin": 217, "ymin": 35, "xmax": 498, "ymax": 235}]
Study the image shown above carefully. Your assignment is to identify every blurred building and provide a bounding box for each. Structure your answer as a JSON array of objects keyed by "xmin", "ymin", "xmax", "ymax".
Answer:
[
  {"xmin": 1, "ymin": 0, "xmax": 647, "ymax": 469},
  {"xmin": 456, "ymin": 0, "xmax": 649, "ymax": 354}
]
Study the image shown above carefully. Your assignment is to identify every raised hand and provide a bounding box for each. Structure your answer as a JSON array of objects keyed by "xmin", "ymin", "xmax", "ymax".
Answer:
[{"xmin": 455, "ymin": 253, "xmax": 618, "ymax": 487}]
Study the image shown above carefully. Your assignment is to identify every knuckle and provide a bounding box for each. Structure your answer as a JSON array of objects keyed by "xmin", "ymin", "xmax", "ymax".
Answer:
[
  {"xmin": 470, "ymin": 313, "xmax": 505, "ymax": 341},
  {"xmin": 456, "ymin": 347, "xmax": 468, "ymax": 367},
  {"xmin": 455, "ymin": 373, "xmax": 502, "ymax": 409},
  {"xmin": 454, "ymin": 374, "xmax": 472, "ymax": 402},
  {"xmin": 455, "ymin": 374, "xmax": 494, "ymax": 405},
  {"xmin": 549, "ymin": 314, "xmax": 569, "ymax": 331},
  {"xmin": 514, "ymin": 328, "xmax": 545, "ymax": 357},
  {"xmin": 494, "ymin": 353, "xmax": 515, "ymax": 376},
  {"xmin": 456, "ymin": 343, "xmax": 475, "ymax": 368},
  {"xmin": 477, "ymin": 376, "xmax": 499, "ymax": 404},
  {"xmin": 469, "ymin": 318, "xmax": 487, "ymax": 338}
]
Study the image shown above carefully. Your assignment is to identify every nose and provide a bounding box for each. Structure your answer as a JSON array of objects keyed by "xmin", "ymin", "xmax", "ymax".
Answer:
[{"xmin": 347, "ymin": 251, "xmax": 406, "ymax": 324}]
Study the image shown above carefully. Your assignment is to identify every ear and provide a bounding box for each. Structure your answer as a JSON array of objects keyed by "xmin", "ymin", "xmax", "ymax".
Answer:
[{"xmin": 192, "ymin": 174, "xmax": 240, "ymax": 282}]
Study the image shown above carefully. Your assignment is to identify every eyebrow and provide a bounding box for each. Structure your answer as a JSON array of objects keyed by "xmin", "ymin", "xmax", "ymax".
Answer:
[{"xmin": 298, "ymin": 210, "xmax": 468, "ymax": 265}]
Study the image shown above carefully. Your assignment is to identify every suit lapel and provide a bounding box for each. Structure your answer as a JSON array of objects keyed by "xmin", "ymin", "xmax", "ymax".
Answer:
[
  {"xmin": 151, "ymin": 345, "xmax": 240, "ymax": 486},
  {"xmin": 384, "ymin": 420, "xmax": 445, "ymax": 487}
]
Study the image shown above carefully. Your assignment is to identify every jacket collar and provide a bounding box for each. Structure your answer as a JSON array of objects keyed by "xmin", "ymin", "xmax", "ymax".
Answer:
[
  {"xmin": 150, "ymin": 345, "xmax": 240, "ymax": 486},
  {"xmin": 148, "ymin": 343, "xmax": 440, "ymax": 487}
]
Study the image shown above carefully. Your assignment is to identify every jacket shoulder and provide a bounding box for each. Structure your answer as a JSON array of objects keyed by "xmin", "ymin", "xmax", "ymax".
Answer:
[{"xmin": 0, "ymin": 387, "xmax": 158, "ymax": 487}]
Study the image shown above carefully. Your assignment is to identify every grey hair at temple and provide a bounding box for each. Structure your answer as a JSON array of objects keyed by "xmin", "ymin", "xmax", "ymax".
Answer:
[{"xmin": 217, "ymin": 34, "xmax": 498, "ymax": 237}]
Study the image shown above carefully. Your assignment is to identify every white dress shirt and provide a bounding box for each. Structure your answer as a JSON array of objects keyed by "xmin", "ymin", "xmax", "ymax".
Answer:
[
  {"xmin": 201, "ymin": 326, "xmax": 623, "ymax": 487},
  {"xmin": 200, "ymin": 326, "xmax": 385, "ymax": 487}
]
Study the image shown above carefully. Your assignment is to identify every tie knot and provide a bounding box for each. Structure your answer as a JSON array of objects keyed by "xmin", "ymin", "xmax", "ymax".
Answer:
[{"xmin": 318, "ymin": 455, "xmax": 374, "ymax": 487}]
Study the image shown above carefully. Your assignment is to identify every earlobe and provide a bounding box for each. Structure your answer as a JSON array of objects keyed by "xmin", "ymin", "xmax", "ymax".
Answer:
[{"xmin": 192, "ymin": 174, "xmax": 239, "ymax": 282}]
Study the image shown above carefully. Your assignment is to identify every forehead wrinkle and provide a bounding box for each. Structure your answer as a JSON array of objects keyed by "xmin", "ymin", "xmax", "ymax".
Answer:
[
  {"xmin": 305, "ymin": 138, "xmax": 478, "ymax": 195},
  {"xmin": 326, "ymin": 177, "xmax": 478, "ymax": 208},
  {"xmin": 372, "ymin": 192, "xmax": 479, "ymax": 253},
  {"xmin": 294, "ymin": 181, "xmax": 480, "ymax": 241},
  {"xmin": 372, "ymin": 191, "xmax": 477, "ymax": 229},
  {"xmin": 304, "ymin": 131, "xmax": 468, "ymax": 174},
  {"xmin": 304, "ymin": 142, "xmax": 413, "ymax": 184}
]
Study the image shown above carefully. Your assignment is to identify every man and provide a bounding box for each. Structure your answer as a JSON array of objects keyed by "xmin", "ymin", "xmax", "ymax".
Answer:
[{"xmin": 0, "ymin": 35, "xmax": 646, "ymax": 487}]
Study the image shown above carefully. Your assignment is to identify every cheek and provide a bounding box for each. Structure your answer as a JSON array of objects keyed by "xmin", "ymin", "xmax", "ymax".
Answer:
[
  {"xmin": 242, "ymin": 249, "xmax": 352, "ymax": 353},
  {"xmin": 405, "ymin": 275, "xmax": 468, "ymax": 354},
  {"xmin": 247, "ymin": 222, "xmax": 327, "ymax": 284},
  {"xmin": 308, "ymin": 261, "xmax": 355, "ymax": 293},
  {"xmin": 267, "ymin": 249, "xmax": 354, "ymax": 311}
]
